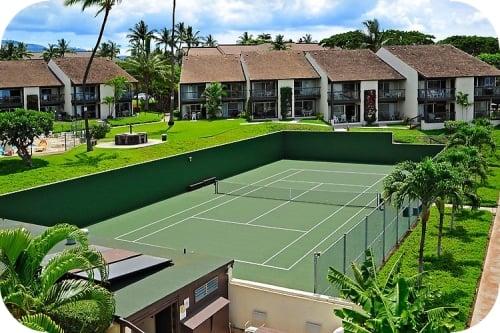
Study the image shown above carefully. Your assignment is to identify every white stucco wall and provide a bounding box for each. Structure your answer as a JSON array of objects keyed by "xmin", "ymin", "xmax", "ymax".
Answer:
[
  {"xmin": 455, "ymin": 77, "xmax": 475, "ymax": 122},
  {"xmin": 23, "ymin": 87, "xmax": 40, "ymax": 111},
  {"xmin": 305, "ymin": 53, "xmax": 330, "ymax": 120},
  {"xmin": 360, "ymin": 81, "xmax": 378, "ymax": 124},
  {"xmin": 100, "ymin": 84, "xmax": 115, "ymax": 119},
  {"xmin": 48, "ymin": 60, "xmax": 73, "ymax": 116},
  {"xmin": 377, "ymin": 48, "xmax": 418, "ymax": 120},
  {"xmin": 278, "ymin": 80, "xmax": 294, "ymax": 119}
]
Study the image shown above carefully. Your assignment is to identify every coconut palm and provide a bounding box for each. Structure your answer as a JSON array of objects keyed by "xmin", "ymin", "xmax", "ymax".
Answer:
[
  {"xmin": 203, "ymin": 34, "xmax": 218, "ymax": 47},
  {"xmin": 64, "ymin": 0, "xmax": 123, "ymax": 152},
  {"xmin": 43, "ymin": 44, "xmax": 60, "ymax": 62},
  {"xmin": 0, "ymin": 42, "xmax": 32, "ymax": 60},
  {"xmin": 299, "ymin": 34, "xmax": 314, "ymax": 43},
  {"xmin": 184, "ymin": 26, "xmax": 201, "ymax": 54},
  {"xmin": 105, "ymin": 76, "xmax": 129, "ymax": 117},
  {"xmin": 361, "ymin": 19, "xmax": 389, "ymax": 51},
  {"xmin": 98, "ymin": 40, "xmax": 120, "ymax": 60},
  {"xmin": 128, "ymin": 20, "xmax": 156, "ymax": 50},
  {"xmin": 175, "ymin": 22, "xmax": 187, "ymax": 50},
  {"xmin": 15, "ymin": 42, "xmax": 33, "ymax": 59},
  {"xmin": 272, "ymin": 34, "xmax": 288, "ymax": 50},
  {"xmin": 447, "ymin": 122, "xmax": 496, "ymax": 155},
  {"xmin": 156, "ymin": 27, "xmax": 175, "ymax": 55},
  {"xmin": 237, "ymin": 32, "xmax": 254, "ymax": 45},
  {"xmin": 384, "ymin": 158, "xmax": 454, "ymax": 273},
  {"xmin": 257, "ymin": 33, "xmax": 272, "ymax": 43},
  {"xmin": 57, "ymin": 39, "xmax": 74, "ymax": 57},
  {"xmin": 169, "ymin": 0, "xmax": 177, "ymax": 127},
  {"xmin": 328, "ymin": 249, "xmax": 458, "ymax": 332},
  {"xmin": 203, "ymin": 82, "xmax": 227, "ymax": 119},
  {"xmin": 455, "ymin": 91, "xmax": 472, "ymax": 121},
  {"xmin": 0, "ymin": 224, "xmax": 115, "ymax": 332}
]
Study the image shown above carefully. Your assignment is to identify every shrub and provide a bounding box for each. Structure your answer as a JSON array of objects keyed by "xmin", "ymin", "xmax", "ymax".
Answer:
[
  {"xmin": 444, "ymin": 120, "xmax": 468, "ymax": 134},
  {"xmin": 49, "ymin": 295, "xmax": 115, "ymax": 333},
  {"xmin": 472, "ymin": 117, "xmax": 493, "ymax": 128},
  {"xmin": 90, "ymin": 122, "xmax": 111, "ymax": 139},
  {"xmin": 280, "ymin": 87, "xmax": 292, "ymax": 120}
]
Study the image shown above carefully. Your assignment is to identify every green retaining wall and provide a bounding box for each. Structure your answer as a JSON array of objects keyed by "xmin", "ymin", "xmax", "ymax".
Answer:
[
  {"xmin": 283, "ymin": 132, "xmax": 443, "ymax": 164},
  {"xmin": 0, "ymin": 131, "xmax": 443, "ymax": 227}
]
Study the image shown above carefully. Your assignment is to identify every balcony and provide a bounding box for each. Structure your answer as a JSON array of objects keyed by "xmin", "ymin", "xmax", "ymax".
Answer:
[
  {"xmin": 379, "ymin": 89, "xmax": 405, "ymax": 101},
  {"xmin": 295, "ymin": 87, "xmax": 321, "ymax": 99},
  {"xmin": 474, "ymin": 86, "xmax": 500, "ymax": 99},
  {"xmin": 0, "ymin": 95, "xmax": 23, "ymax": 108},
  {"xmin": 424, "ymin": 110, "xmax": 455, "ymax": 123},
  {"xmin": 251, "ymin": 89, "xmax": 277, "ymax": 100},
  {"xmin": 418, "ymin": 88, "xmax": 455, "ymax": 101},
  {"xmin": 72, "ymin": 93, "xmax": 98, "ymax": 103},
  {"xmin": 40, "ymin": 94, "xmax": 64, "ymax": 105},
  {"xmin": 119, "ymin": 92, "xmax": 134, "ymax": 102},
  {"xmin": 329, "ymin": 90, "xmax": 360, "ymax": 103},
  {"xmin": 474, "ymin": 109, "xmax": 500, "ymax": 120},
  {"xmin": 223, "ymin": 90, "xmax": 245, "ymax": 100},
  {"xmin": 180, "ymin": 91, "xmax": 205, "ymax": 102}
]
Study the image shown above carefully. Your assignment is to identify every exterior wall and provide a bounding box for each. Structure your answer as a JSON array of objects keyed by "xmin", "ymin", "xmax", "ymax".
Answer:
[
  {"xmin": 377, "ymin": 48, "xmax": 419, "ymax": 120},
  {"xmin": 23, "ymin": 87, "xmax": 40, "ymax": 111},
  {"xmin": 229, "ymin": 279, "xmax": 346, "ymax": 333},
  {"xmin": 305, "ymin": 53, "xmax": 330, "ymax": 120},
  {"xmin": 48, "ymin": 60, "xmax": 73, "ymax": 116},
  {"xmin": 456, "ymin": 77, "xmax": 475, "ymax": 122},
  {"xmin": 360, "ymin": 80, "xmax": 378, "ymax": 124},
  {"xmin": 100, "ymin": 84, "xmax": 115, "ymax": 119},
  {"xmin": 240, "ymin": 55, "xmax": 252, "ymax": 113},
  {"xmin": 277, "ymin": 79, "xmax": 294, "ymax": 119}
]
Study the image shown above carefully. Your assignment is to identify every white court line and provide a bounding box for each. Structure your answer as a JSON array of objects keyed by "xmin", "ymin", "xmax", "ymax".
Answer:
[
  {"xmin": 278, "ymin": 179, "xmax": 370, "ymax": 188},
  {"xmin": 132, "ymin": 170, "xmax": 303, "ymax": 242},
  {"xmin": 290, "ymin": 168, "xmax": 388, "ymax": 176},
  {"xmin": 191, "ymin": 216, "xmax": 307, "ymax": 233},
  {"xmin": 245, "ymin": 182, "xmax": 323, "ymax": 225},
  {"xmin": 261, "ymin": 175, "xmax": 386, "ymax": 266},
  {"xmin": 235, "ymin": 259, "xmax": 289, "ymax": 271},
  {"xmin": 115, "ymin": 168, "xmax": 294, "ymax": 240},
  {"xmin": 116, "ymin": 237, "xmax": 177, "ymax": 251}
]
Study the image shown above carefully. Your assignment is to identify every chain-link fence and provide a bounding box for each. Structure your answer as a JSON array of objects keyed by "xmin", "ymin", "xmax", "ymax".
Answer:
[{"xmin": 313, "ymin": 198, "xmax": 421, "ymax": 296}]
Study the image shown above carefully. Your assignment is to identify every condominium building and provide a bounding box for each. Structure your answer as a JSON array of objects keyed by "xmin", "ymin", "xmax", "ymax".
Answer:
[{"xmin": 0, "ymin": 57, "xmax": 137, "ymax": 120}]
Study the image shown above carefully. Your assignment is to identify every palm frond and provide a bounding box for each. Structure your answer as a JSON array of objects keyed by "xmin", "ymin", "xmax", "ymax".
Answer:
[
  {"xmin": 0, "ymin": 228, "xmax": 31, "ymax": 266},
  {"xmin": 20, "ymin": 313, "xmax": 64, "ymax": 333}
]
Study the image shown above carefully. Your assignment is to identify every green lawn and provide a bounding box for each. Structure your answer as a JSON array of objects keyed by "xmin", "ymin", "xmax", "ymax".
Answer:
[
  {"xmin": 379, "ymin": 207, "xmax": 492, "ymax": 330},
  {"xmin": 350, "ymin": 126, "xmax": 447, "ymax": 144},
  {"xmin": 476, "ymin": 127, "xmax": 500, "ymax": 207},
  {"xmin": 107, "ymin": 112, "xmax": 163, "ymax": 126},
  {"xmin": 0, "ymin": 120, "xmax": 329, "ymax": 194}
]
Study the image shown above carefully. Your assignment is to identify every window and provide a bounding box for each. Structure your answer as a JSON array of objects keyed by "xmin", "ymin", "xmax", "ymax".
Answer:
[
  {"xmin": 253, "ymin": 102, "xmax": 276, "ymax": 119},
  {"xmin": 194, "ymin": 276, "xmax": 218, "ymax": 303},
  {"xmin": 295, "ymin": 100, "xmax": 315, "ymax": 117},
  {"xmin": 476, "ymin": 77, "xmax": 496, "ymax": 87},
  {"xmin": 378, "ymin": 103, "xmax": 401, "ymax": 121}
]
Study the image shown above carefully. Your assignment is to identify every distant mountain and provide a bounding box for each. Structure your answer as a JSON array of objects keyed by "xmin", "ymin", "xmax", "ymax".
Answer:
[{"xmin": 1, "ymin": 40, "xmax": 87, "ymax": 52}]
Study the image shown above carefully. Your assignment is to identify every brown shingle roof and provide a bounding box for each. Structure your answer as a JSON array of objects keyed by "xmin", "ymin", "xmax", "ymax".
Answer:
[
  {"xmin": 308, "ymin": 49, "xmax": 404, "ymax": 82},
  {"xmin": 184, "ymin": 47, "xmax": 223, "ymax": 56},
  {"xmin": 242, "ymin": 51, "xmax": 320, "ymax": 81},
  {"xmin": 180, "ymin": 55, "xmax": 245, "ymax": 84},
  {"xmin": 383, "ymin": 45, "xmax": 500, "ymax": 78},
  {"xmin": 53, "ymin": 57, "xmax": 137, "ymax": 85},
  {"xmin": 217, "ymin": 43, "xmax": 326, "ymax": 55},
  {"xmin": 0, "ymin": 60, "xmax": 62, "ymax": 88}
]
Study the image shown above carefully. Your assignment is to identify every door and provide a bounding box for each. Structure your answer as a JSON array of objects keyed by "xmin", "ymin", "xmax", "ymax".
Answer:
[
  {"xmin": 155, "ymin": 302, "xmax": 179, "ymax": 333},
  {"xmin": 26, "ymin": 95, "xmax": 39, "ymax": 111}
]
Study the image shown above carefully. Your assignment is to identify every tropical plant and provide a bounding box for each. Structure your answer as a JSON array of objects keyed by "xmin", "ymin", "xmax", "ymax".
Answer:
[
  {"xmin": 203, "ymin": 82, "xmax": 226, "ymax": 119},
  {"xmin": 280, "ymin": 87, "xmax": 292, "ymax": 119},
  {"xmin": 98, "ymin": 40, "xmax": 120, "ymax": 60},
  {"xmin": 237, "ymin": 32, "xmax": 255, "ymax": 45},
  {"xmin": 64, "ymin": 0, "xmax": 123, "ymax": 152},
  {"xmin": 328, "ymin": 249, "xmax": 458, "ymax": 332},
  {"xmin": 0, "ymin": 224, "xmax": 115, "ymax": 332},
  {"xmin": 320, "ymin": 31, "xmax": 366, "ymax": 49},
  {"xmin": 361, "ymin": 19, "xmax": 389, "ymax": 51},
  {"xmin": 203, "ymin": 34, "xmax": 218, "ymax": 47},
  {"xmin": 105, "ymin": 76, "xmax": 130, "ymax": 117},
  {"xmin": 299, "ymin": 34, "xmax": 314, "ymax": 43},
  {"xmin": 57, "ymin": 39, "xmax": 74, "ymax": 57},
  {"xmin": 184, "ymin": 26, "xmax": 201, "ymax": 53},
  {"xmin": 383, "ymin": 158, "xmax": 456, "ymax": 272},
  {"xmin": 43, "ymin": 44, "xmax": 60, "ymax": 62},
  {"xmin": 477, "ymin": 53, "xmax": 500, "ymax": 69},
  {"xmin": 103, "ymin": 96, "xmax": 115, "ymax": 118},
  {"xmin": 156, "ymin": 27, "xmax": 175, "ymax": 55},
  {"xmin": 169, "ymin": 0, "xmax": 177, "ymax": 126},
  {"xmin": 447, "ymin": 122, "xmax": 496, "ymax": 155},
  {"xmin": 438, "ymin": 35, "xmax": 499, "ymax": 56},
  {"xmin": 455, "ymin": 91, "xmax": 472, "ymax": 121},
  {"xmin": 0, "ymin": 41, "xmax": 32, "ymax": 60},
  {"xmin": 127, "ymin": 20, "xmax": 156, "ymax": 50},
  {"xmin": 272, "ymin": 34, "xmax": 288, "ymax": 50},
  {"xmin": 257, "ymin": 33, "xmax": 272, "ymax": 43},
  {"xmin": 90, "ymin": 122, "xmax": 110, "ymax": 139},
  {"xmin": 0, "ymin": 109, "xmax": 53, "ymax": 166}
]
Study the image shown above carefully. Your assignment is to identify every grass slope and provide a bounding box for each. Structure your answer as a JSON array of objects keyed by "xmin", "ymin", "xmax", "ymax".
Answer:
[
  {"xmin": 379, "ymin": 207, "xmax": 493, "ymax": 330},
  {"xmin": 476, "ymin": 127, "xmax": 500, "ymax": 207}
]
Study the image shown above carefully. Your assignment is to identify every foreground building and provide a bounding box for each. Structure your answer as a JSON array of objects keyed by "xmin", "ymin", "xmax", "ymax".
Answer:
[
  {"xmin": 180, "ymin": 44, "xmax": 500, "ymax": 128},
  {"xmin": 0, "ymin": 57, "xmax": 137, "ymax": 120}
]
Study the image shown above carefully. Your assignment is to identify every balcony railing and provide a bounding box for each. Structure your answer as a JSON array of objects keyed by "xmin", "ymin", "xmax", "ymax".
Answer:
[
  {"xmin": 40, "ymin": 94, "xmax": 64, "ymax": 105},
  {"xmin": 72, "ymin": 93, "xmax": 98, "ymax": 103},
  {"xmin": 251, "ymin": 89, "xmax": 277, "ymax": 99},
  {"xmin": 424, "ymin": 111, "xmax": 455, "ymax": 123},
  {"xmin": 180, "ymin": 91, "xmax": 205, "ymax": 101},
  {"xmin": 224, "ymin": 90, "xmax": 245, "ymax": 99},
  {"xmin": 379, "ymin": 110, "xmax": 403, "ymax": 121},
  {"xmin": 379, "ymin": 89, "xmax": 405, "ymax": 101},
  {"xmin": 295, "ymin": 87, "xmax": 321, "ymax": 98},
  {"xmin": 474, "ymin": 86, "xmax": 500, "ymax": 98},
  {"xmin": 295, "ymin": 107, "xmax": 316, "ymax": 118},
  {"xmin": 330, "ymin": 90, "xmax": 360, "ymax": 103},
  {"xmin": 0, "ymin": 95, "xmax": 23, "ymax": 107},
  {"xmin": 119, "ymin": 92, "xmax": 133, "ymax": 101},
  {"xmin": 474, "ymin": 109, "xmax": 500, "ymax": 120},
  {"xmin": 418, "ymin": 88, "xmax": 455, "ymax": 101}
]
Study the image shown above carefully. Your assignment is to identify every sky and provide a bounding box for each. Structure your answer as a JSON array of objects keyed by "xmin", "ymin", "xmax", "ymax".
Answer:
[{"xmin": 2, "ymin": 0, "xmax": 497, "ymax": 54}]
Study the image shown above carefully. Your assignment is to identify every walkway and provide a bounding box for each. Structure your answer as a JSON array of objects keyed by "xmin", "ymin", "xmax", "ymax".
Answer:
[{"xmin": 470, "ymin": 198, "xmax": 500, "ymax": 326}]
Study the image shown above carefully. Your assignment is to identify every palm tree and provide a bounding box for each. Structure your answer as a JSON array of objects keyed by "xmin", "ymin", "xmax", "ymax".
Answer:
[
  {"xmin": 64, "ymin": 0, "xmax": 122, "ymax": 152},
  {"xmin": 105, "ymin": 76, "xmax": 129, "ymax": 117},
  {"xmin": 299, "ymin": 34, "xmax": 314, "ymax": 43},
  {"xmin": 127, "ymin": 20, "xmax": 156, "ymax": 50},
  {"xmin": 362, "ymin": 18, "xmax": 389, "ymax": 51},
  {"xmin": 15, "ymin": 42, "xmax": 33, "ymax": 59},
  {"xmin": 203, "ymin": 82, "xmax": 227, "ymax": 119},
  {"xmin": 175, "ymin": 22, "xmax": 187, "ymax": 50},
  {"xmin": 237, "ymin": 32, "xmax": 254, "ymax": 45},
  {"xmin": 98, "ymin": 40, "xmax": 120, "ymax": 60},
  {"xmin": 447, "ymin": 122, "xmax": 496, "ymax": 155},
  {"xmin": 156, "ymin": 27, "xmax": 174, "ymax": 55},
  {"xmin": 43, "ymin": 44, "xmax": 60, "ymax": 62},
  {"xmin": 455, "ymin": 91, "xmax": 473, "ymax": 121},
  {"xmin": 328, "ymin": 249, "xmax": 458, "ymax": 332},
  {"xmin": 0, "ymin": 42, "xmax": 32, "ymax": 60},
  {"xmin": 271, "ymin": 34, "xmax": 288, "ymax": 50},
  {"xmin": 184, "ymin": 26, "xmax": 201, "ymax": 54},
  {"xmin": 57, "ymin": 38, "xmax": 74, "ymax": 57},
  {"xmin": 203, "ymin": 34, "xmax": 218, "ymax": 47},
  {"xmin": 0, "ymin": 224, "xmax": 115, "ymax": 332},
  {"xmin": 257, "ymin": 33, "xmax": 272, "ymax": 43},
  {"xmin": 168, "ymin": 0, "xmax": 177, "ymax": 127},
  {"xmin": 384, "ymin": 158, "xmax": 455, "ymax": 273}
]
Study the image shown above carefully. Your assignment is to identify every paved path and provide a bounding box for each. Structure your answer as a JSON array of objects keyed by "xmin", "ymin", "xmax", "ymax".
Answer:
[{"xmin": 470, "ymin": 198, "xmax": 500, "ymax": 326}]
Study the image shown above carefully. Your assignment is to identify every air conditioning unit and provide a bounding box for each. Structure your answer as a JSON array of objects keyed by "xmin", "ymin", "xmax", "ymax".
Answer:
[{"xmin": 245, "ymin": 327, "xmax": 259, "ymax": 333}]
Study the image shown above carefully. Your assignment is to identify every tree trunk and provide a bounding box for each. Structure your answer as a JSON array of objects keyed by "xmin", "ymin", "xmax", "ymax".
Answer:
[
  {"xmin": 451, "ymin": 204, "xmax": 456, "ymax": 230},
  {"xmin": 418, "ymin": 205, "xmax": 430, "ymax": 273},
  {"xmin": 17, "ymin": 146, "xmax": 32, "ymax": 167},
  {"xmin": 82, "ymin": 8, "xmax": 111, "ymax": 152},
  {"xmin": 437, "ymin": 202, "xmax": 445, "ymax": 257},
  {"xmin": 168, "ymin": 0, "xmax": 176, "ymax": 126}
]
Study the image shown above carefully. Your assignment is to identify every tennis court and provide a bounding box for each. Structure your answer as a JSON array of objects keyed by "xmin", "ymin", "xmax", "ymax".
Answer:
[{"xmin": 89, "ymin": 159, "xmax": 394, "ymax": 292}]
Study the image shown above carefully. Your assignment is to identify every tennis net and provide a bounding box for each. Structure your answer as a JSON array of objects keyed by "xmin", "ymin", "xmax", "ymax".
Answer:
[{"xmin": 215, "ymin": 181, "xmax": 381, "ymax": 208}]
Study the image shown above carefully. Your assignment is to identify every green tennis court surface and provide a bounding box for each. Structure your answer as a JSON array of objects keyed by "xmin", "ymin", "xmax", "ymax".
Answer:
[{"xmin": 89, "ymin": 160, "xmax": 394, "ymax": 292}]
